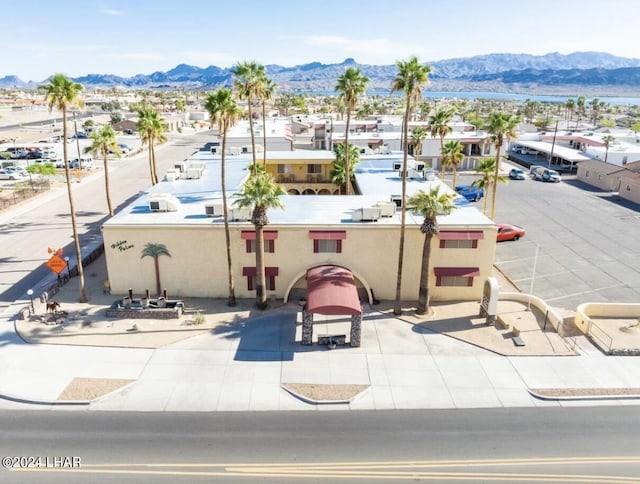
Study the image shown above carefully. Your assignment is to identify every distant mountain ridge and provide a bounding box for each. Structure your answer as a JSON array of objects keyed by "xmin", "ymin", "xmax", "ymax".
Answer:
[{"xmin": 4, "ymin": 51, "xmax": 640, "ymax": 95}]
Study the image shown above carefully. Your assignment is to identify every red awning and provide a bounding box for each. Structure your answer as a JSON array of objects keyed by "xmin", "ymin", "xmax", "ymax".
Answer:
[
  {"xmin": 242, "ymin": 267, "xmax": 279, "ymax": 277},
  {"xmin": 306, "ymin": 265, "xmax": 361, "ymax": 316},
  {"xmin": 308, "ymin": 230, "xmax": 347, "ymax": 240},
  {"xmin": 438, "ymin": 231, "xmax": 484, "ymax": 241},
  {"xmin": 434, "ymin": 267, "xmax": 480, "ymax": 277},
  {"xmin": 241, "ymin": 230, "xmax": 278, "ymax": 240}
]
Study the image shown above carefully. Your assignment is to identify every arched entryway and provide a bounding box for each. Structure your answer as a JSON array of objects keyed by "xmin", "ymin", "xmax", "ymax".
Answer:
[{"xmin": 301, "ymin": 265, "xmax": 362, "ymax": 347}]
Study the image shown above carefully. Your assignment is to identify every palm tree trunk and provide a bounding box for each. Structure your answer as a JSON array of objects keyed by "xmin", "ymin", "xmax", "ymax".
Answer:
[
  {"xmin": 394, "ymin": 99, "xmax": 411, "ymax": 315},
  {"xmin": 416, "ymin": 233, "xmax": 433, "ymax": 315},
  {"xmin": 153, "ymin": 256, "xmax": 161, "ymax": 296},
  {"xmin": 344, "ymin": 109, "xmax": 351, "ymax": 196},
  {"xmin": 490, "ymin": 145, "xmax": 502, "ymax": 219},
  {"xmin": 62, "ymin": 108, "xmax": 87, "ymax": 303},
  {"xmin": 147, "ymin": 141, "xmax": 155, "ymax": 186},
  {"xmin": 452, "ymin": 167, "xmax": 457, "ymax": 189},
  {"xmin": 439, "ymin": 137, "xmax": 445, "ymax": 180},
  {"xmin": 221, "ymin": 128, "xmax": 236, "ymax": 306},
  {"xmin": 248, "ymin": 96, "xmax": 257, "ymax": 176},
  {"xmin": 151, "ymin": 136, "xmax": 158, "ymax": 184},
  {"xmin": 255, "ymin": 219, "xmax": 267, "ymax": 309},
  {"xmin": 262, "ymin": 101, "xmax": 267, "ymax": 167},
  {"xmin": 103, "ymin": 148, "xmax": 113, "ymax": 216}
]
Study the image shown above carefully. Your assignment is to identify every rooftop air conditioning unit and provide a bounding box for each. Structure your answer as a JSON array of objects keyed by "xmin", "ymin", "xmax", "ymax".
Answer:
[
  {"xmin": 211, "ymin": 147, "xmax": 217, "ymax": 154},
  {"xmin": 164, "ymin": 170, "xmax": 179, "ymax": 182},
  {"xmin": 408, "ymin": 169, "xmax": 422, "ymax": 179},
  {"xmin": 174, "ymin": 161, "xmax": 186, "ymax": 173},
  {"xmin": 375, "ymin": 202, "xmax": 396, "ymax": 217},
  {"xmin": 186, "ymin": 167, "xmax": 203, "ymax": 180},
  {"xmin": 204, "ymin": 203, "xmax": 223, "ymax": 217},
  {"xmin": 229, "ymin": 206, "xmax": 251, "ymax": 221},
  {"xmin": 390, "ymin": 194, "xmax": 402, "ymax": 208},
  {"xmin": 415, "ymin": 163, "xmax": 425, "ymax": 172},
  {"xmin": 149, "ymin": 194, "xmax": 179, "ymax": 212},
  {"xmin": 351, "ymin": 207, "xmax": 381, "ymax": 222},
  {"xmin": 392, "ymin": 162, "xmax": 402, "ymax": 171},
  {"xmin": 423, "ymin": 170, "xmax": 436, "ymax": 181},
  {"xmin": 398, "ymin": 170, "xmax": 409, "ymax": 178}
]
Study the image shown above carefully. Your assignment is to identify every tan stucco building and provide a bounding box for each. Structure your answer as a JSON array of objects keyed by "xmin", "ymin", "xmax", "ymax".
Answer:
[{"xmin": 102, "ymin": 151, "xmax": 498, "ymax": 304}]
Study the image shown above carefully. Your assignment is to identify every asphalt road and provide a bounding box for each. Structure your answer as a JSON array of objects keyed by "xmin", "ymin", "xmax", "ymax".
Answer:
[
  {"xmin": 0, "ymin": 131, "xmax": 211, "ymax": 309},
  {"xmin": 457, "ymin": 161, "xmax": 640, "ymax": 311},
  {"xmin": 1, "ymin": 407, "xmax": 639, "ymax": 483}
]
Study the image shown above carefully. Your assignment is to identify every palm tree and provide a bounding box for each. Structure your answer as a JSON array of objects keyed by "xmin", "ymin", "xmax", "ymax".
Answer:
[
  {"xmin": 204, "ymin": 88, "xmax": 240, "ymax": 306},
  {"xmin": 442, "ymin": 139, "xmax": 465, "ymax": 188},
  {"xmin": 331, "ymin": 142, "xmax": 360, "ymax": 194},
  {"xmin": 602, "ymin": 135, "xmax": 615, "ymax": 163},
  {"xmin": 390, "ymin": 56, "xmax": 432, "ymax": 316},
  {"xmin": 335, "ymin": 67, "xmax": 369, "ymax": 196},
  {"xmin": 487, "ymin": 112, "xmax": 519, "ymax": 219},
  {"xmin": 472, "ymin": 157, "xmax": 507, "ymax": 215},
  {"xmin": 234, "ymin": 172, "xmax": 286, "ymax": 309},
  {"xmin": 430, "ymin": 108, "xmax": 453, "ymax": 179},
  {"xmin": 141, "ymin": 243, "xmax": 171, "ymax": 297},
  {"xmin": 259, "ymin": 76, "xmax": 276, "ymax": 167},
  {"xmin": 407, "ymin": 186, "xmax": 457, "ymax": 314},
  {"xmin": 42, "ymin": 73, "xmax": 88, "ymax": 303},
  {"xmin": 85, "ymin": 125, "xmax": 120, "ymax": 216},
  {"xmin": 137, "ymin": 106, "xmax": 167, "ymax": 185},
  {"xmin": 232, "ymin": 61, "xmax": 265, "ymax": 176},
  {"xmin": 410, "ymin": 126, "xmax": 427, "ymax": 159},
  {"xmin": 565, "ymin": 98, "xmax": 575, "ymax": 125}
]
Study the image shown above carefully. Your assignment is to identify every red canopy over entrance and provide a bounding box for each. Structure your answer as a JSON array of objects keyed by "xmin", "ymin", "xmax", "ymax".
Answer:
[{"xmin": 306, "ymin": 265, "xmax": 361, "ymax": 316}]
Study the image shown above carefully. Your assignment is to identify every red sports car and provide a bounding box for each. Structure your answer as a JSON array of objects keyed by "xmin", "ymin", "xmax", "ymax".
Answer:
[{"xmin": 497, "ymin": 223, "xmax": 525, "ymax": 242}]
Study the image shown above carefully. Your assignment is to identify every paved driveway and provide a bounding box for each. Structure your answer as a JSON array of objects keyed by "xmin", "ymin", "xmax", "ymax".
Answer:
[{"xmin": 456, "ymin": 164, "xmax": 640, "ymax": 311}]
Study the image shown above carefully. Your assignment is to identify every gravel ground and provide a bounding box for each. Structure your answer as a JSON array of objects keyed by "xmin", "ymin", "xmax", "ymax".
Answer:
[
  {"xmin": 282, "ymin": 383, "xmax": 369, "ymax": 403},
  {"xmin": 57, "ymin": 378, "xmax": 134, "ymax": 401}
]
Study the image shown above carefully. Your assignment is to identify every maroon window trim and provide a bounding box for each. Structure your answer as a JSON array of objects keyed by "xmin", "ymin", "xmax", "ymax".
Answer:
[
  {"xmin": 308, "ymin": 230, "xmax": 347, "ymax": 240},
  {"xmin": 241, "ymin": 230, "xmax": 278, "ymax": 240},
  {"xmin": 438, "ymin": 231, "xmax": 484, "ymax": 241},
  {"xmin": 434, "ymin": 267, "xmax": 480, "ymax": 277}
]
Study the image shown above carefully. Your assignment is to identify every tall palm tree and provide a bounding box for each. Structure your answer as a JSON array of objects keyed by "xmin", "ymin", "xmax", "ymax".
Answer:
[
  {"xmin": 259, "ymin": 76, "xmax": 276, "ymax": 167},
  {"xmin": 204, "ymin": 88, "xmax": 240, "ymax": 306},
  {"xmin": 487, "ymin": 112, "xmax": 519, "ymax": 219},
  {"xmin": 234, "ymin": 171, "xmax": 286, "ymax": 309},
  {"xmin": 430, "ymin": 109, "xmax": 453, "ymax": 179},
  {"xmin": 140, "ymin": 243, "xmax": 171, "ymax": 296},
  {"xmin": 602, "ymin": 135, "xmax": 615, "ymax": 163},
  {"xmin": 442, "ymin": 139, "xmax": 465, "ymax": 188},
  {"xmin": 137, "ymin": 106, "xmax": 166, "ymax": 185},
  {"xmin": 410, "ymin": 126, "xmax": 427, "ymax": 159},
  {"xmin": 42, "ymin": 73, "xmax": 88, "ymax": 303},
  {"xmin": 406, "ymin": 186, "xmax": 457, "ymax": 315},
  {"xmin": 565, "ymin": 98, "xmax": 575, "ymax": 125},
  {"xmin": 390, "ymin": 56, "xmax": 432, "ymax": 316},
  {"xmin": 85, "ymin": 125, "xmax": 120, "ymax": 216},
  {"xmin": 331, "ymin": 142, "xmax": 360, "ymax": 194},
  {"xmin": 472, "ymin": 157, "xmax": 507, "ymax": 215},
  {"xmin": 335, "ymin": 67, "xmax": 369, "ymax": 196},
  {"xmin": 232, "ymin": 61, "xmax": 265, "ymax": 176}
]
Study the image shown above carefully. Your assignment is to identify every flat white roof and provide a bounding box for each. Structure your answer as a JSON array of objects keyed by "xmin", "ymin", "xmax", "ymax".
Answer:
[{"xmin": 104, "ymin": 150, "xmax": 494, "ymax": 229}]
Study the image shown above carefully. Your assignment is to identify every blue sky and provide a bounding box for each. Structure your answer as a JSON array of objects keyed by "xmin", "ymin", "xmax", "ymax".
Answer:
[{"xmin": 2, "ymin": 0, "xmax": 639, "ymax": 81}]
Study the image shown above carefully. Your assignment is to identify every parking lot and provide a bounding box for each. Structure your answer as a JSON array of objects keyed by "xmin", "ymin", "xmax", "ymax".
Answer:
[{"xmin": 456, "ymin": 162, "xmax": 640, "ymax": 311}]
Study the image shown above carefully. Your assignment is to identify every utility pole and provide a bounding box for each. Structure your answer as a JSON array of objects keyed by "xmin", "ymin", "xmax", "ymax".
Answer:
[{"xmin": 548, "ymin": 120, "xmax": 559, "ymax": 169}]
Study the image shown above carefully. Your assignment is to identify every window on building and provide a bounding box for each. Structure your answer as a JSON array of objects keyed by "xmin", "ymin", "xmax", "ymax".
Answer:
[
  {"xmin": 627, "ymin": 185, "xmax": 632, "ymax": 192},
  {"xmin": 438, "ymin": 231, "xmax": 483, "ymax": 249},
  {"xmin": 434, "ymin": 267, "xmax": 479, "ymax": 287},
  {"xmin": 598, "ymin": 174, "xmax": 603, "ymax": 180},
  {"xmin": 438, "ymin": 276, "xmax": 473, "ymax": 287},
  {"xmin": 277, "ymin": 164, "xmax": 286, "ymax": 174},
  {"xmin": 309, "ymin": 230, "xmax": 346, "ymax": 253},
  {"xmin": 623, "ymin": 156, "xmax": 628, "ymax": 165},
  {"xmin": 441, "ymin": 239, "xmax": 477, "ymax": 249},
  {"xmin": 585, "ymin": 170, "xmax": 590, "ymax": 178},
  {"xmin": 307, "ymin": 164, "xmax": 322, "ymax": 174},
  {"xmin": 242, "ymin": 230, "xmax": 278, "ymax": 253},
  {"xmin": 242, "ymin": 267, "xmax": 278, "ymax": 291}
]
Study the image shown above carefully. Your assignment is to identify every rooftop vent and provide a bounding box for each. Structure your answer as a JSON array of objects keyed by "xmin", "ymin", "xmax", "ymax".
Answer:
[
  {"xmin": 204, "ymin": 203, "xmax": 223, "ymax": 217},
  {"xmin": 149, "ymin": 194, "xmax": 180, "ymax": 212},
  {"xmin": 228, "ymin": 206, "xmax": 251, "ymax": 222}
]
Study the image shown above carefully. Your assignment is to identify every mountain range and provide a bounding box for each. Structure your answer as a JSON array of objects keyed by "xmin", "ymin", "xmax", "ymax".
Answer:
[{"xmin": 3, "ymin": 51, "xmax": 640, "ymax": 95}]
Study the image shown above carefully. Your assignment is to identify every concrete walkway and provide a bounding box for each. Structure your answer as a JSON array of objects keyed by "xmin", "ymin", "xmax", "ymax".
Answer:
[{"xmin": 4, "ymin": 270, "xmax": 640, "ymax": 411}]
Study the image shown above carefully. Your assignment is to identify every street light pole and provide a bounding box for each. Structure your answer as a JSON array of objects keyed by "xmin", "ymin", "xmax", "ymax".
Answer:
[
  {"xmin": 548, "ymin": 120, "xmax": 559, "ymax": 169},
  {"xmin": 64, "ymin": 256, "xmax": 71, "ymax": 278}
]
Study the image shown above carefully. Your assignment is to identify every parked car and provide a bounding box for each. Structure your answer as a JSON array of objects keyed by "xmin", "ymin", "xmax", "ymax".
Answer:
[
  {"xmin": 541, "ymin": 168, "xmax": 561, "ymax": 183},
  {"xmin": 509, "ymin": 168, "xmax": 526, "ymax": 180},
  {"xmin": 0, "ymin": 168, "xmax": 25, "ymax": 180},
  {"xmin": 497, "ymin": 223, "xmax": 525, "ymax": 242},
  {"xmin": 513, "ymin": 147, "xmax": 537, "ymax": 155},
  {"xmin": 25, "ymin": 150, "xmax": 44, "ymax": 159},
  {"xmin": 69, "ymin": 157, "xmax": 93, "ymax": 169},
  {"xmin": 455, "ymin": 184, "xmax": 484, "ymax": 202}
]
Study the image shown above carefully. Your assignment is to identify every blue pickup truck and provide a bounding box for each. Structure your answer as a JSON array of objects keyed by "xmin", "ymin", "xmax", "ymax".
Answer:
[{"xmin": 455, "ymin": 185, "xmax": 485, "ymax": 202}]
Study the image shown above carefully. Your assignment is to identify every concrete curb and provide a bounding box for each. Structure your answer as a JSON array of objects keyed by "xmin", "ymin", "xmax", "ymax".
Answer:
[
  {"xmin": 528, "ymin": 389, "xmax": 640, "ymax": 402},
  {"xmin": 0, "ymin": 392, "xmax": 90, "ymax": 407},
  {"xmin": 280, "ymin": 384, "xmax": 370, "ymax": 406}
]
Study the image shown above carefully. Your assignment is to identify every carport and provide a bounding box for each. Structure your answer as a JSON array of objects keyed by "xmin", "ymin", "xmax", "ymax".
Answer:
[{"xmin": 301, "ymin": 265, "xmax": 362, "ymax": 347}]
